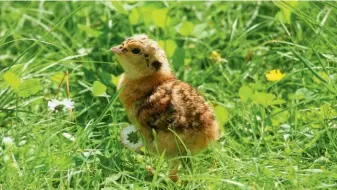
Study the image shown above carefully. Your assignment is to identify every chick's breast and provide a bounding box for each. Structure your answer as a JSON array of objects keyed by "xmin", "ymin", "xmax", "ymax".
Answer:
[{"xmin": 134, "ymin": 80, "xmax": 219, "ymax": 157}]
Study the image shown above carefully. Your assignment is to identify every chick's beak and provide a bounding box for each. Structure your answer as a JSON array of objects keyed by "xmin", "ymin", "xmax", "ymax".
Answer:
[{"xmin": 111, "ymin": 46, "xmax": 123, "ymax": 54}]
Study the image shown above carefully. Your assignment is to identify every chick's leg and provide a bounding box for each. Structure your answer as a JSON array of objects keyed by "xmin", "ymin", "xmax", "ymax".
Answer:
[
  {"xmin": 146, "ymin": 165, "xmax": 155, "ymax": 176},
  {"xmin": 168, "ymin": 160, "xmax": 180, "ymax": 182}
]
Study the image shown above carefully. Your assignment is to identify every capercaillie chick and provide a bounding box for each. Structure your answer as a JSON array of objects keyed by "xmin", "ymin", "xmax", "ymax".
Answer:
[{"xmin": 111, "ymin": 34, "xmax": 219, "ymax": 181}]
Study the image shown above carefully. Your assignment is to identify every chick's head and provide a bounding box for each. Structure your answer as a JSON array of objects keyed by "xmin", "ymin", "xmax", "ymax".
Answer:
[{"xmin": 111, "ymin": 34, "xmax": 171, "ymax": 79}]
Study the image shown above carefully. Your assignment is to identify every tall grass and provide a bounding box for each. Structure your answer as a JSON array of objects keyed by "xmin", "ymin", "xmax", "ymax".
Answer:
[{"xmin": 0, "ymin": 1, "xmax": 337, "ymax": 189}]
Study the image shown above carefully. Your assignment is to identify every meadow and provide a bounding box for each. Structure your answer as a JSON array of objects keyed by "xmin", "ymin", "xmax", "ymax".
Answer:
[{"xmin": 1, "ymin": 1, "xmax": 337, "ymax": 189}]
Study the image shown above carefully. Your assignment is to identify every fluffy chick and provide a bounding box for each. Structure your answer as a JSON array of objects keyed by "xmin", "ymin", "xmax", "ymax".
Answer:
[{"xmin": 111, "ymin": 34, "xmax": 219, "ymax": 181}]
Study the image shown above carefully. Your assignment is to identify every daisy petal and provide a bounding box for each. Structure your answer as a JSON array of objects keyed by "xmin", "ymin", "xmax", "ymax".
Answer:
[
  {"xmin": 120, "ymin": 125, "xmax": 143, "ymax": 151},
  {"xmin": 48, "ymin": 99, "xmax": 61, "ymax": 111},
  {"xmin": 61, "ymin": 98, "xmax": 75, "ymax": 110}
]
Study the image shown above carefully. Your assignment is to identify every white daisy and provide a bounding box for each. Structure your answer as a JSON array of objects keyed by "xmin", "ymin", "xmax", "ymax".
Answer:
[
  {"xmin": 61, "ymin": 99, "xmax": 74, "ymax": 111},
  {"xmin": 3, "ymin": 154, "xmax": 10, "ymax": 162},
  {"xmin": 48, "ymin": 98, "xmax": 75, "ymax": 112},
  {"xmin": 48, "ymin": 99, "xmax": 61, "ymax": 111},
  {"xmin": 120, "ymin": 125, "xmax": 143, "ymax": 151},
  {"xmin": 3, "ymin": 136, "xmax": 14, "ymax": 147},
  {"xmin": 62, "ymin": 132, "xmax": 75, "ymax": 142},
  {"xmin": 77, "ymin": 48, "xmax": 92, "ymax": 55}
]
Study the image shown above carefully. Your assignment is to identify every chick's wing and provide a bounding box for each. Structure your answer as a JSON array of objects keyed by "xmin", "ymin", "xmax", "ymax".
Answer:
[{"xmin": 135, "ymin": 80, "xmax": 215, "ymax": 133}]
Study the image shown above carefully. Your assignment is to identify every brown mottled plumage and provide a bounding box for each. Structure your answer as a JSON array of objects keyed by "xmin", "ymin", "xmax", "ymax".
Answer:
[{"xmin": 111, "ymin": 34, "xmax": 219, "ymax": 181}]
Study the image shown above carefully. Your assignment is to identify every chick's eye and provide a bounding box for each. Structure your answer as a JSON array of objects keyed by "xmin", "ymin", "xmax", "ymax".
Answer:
[{"xmin": 131, "ymin": 48, "xmax": 141, "ymax": 54}]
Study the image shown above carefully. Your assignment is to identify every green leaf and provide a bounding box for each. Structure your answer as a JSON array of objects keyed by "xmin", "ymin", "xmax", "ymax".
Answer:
[
  {"xmin": 238, "ymin": 85, "xmax": 253, "ymax": 101},
  {"xmin": 78, "ymin": 24, "xmax": 101, "ymax": 37},
  {"xmin": 292, "ymin": 50, "xmax": 328, "ymax": 84},
  {"xmin": 295, "ymin": 88, "xmax": 315, "ymax": 100},
  {"xmin": 129, "ymin": 8, "xmax": 140, "ymax": 25},
  {"xmin": 320, "ymin": 104, "xmax": 337, "ymax": 120},
  {"xmin": 276, "ymin": 10, "xmax": 292, "ymax": 24},
  {"xmin": 178, "ymin": 21, "xmax": 194, "ymax": 36},
  {"xmin": 110, "ymin": 74, "xmax": 120, "ymax": 87},
  {"xmin": 192, "ymin": 23, "xmax": 208, "ymax": 38},
  {"xmin": 214, "ymin": 105, "xmax": 229, "ymax": 127},
  {"xmin": 92, "ymin": 81, "xmax": 107, "ymax": 96},
  {"xmin": 274, "ymin": 1, "xmax": 298, "ymax": 11},
  {"xmin": 270, "ymin": 99, "xmax": 286, "ymax": 105},
  {"xmin": 324, "ymin": 84, "xmax": 337, "ymax": 95},
  {"xmin": 139, "ymin": 6, "xmax": 156, "ymax": 25},
  {"xmin": 110, "ymin": 1, "xmax": 128, "ymax": 15},
  {"xmin": 251, "ymin": 82, "xmax": 265, "ymax": 90},
  {"xmin": 158, "ymin": 40, "xmax": 177, "ymax": 57},
  {"xmin": 252, "ymin": 92, "xmax": 286, "ymax": 107},
  {"xmin": 98, "ymin": 71, "xmax": 113, "ymax": 87},
  {"xmin": 51, "ymin": 72, "xmax": 65, "ymax": 83},
  {"xmin": 18, "ymin": 79, "xmax": 41, "ymax": 97},
  {"xmin": 184, "ymin": 58, "xmax": 191, "ymax": 66},
  {"xmin": 152, "ymin": 8, "xmax": 169, "ymax": 28},
  {"xmin": 271, "ymin": 108, "xmax": 289, "ymax": 126},
  {"xmin": 274, "ymin": 1, "xmax": 298, "ymax": 24},
  {"xmin": 172, "ymin": 47, "xmax": 185, "ymax": 71},
  {"xmin": 103, "ymin": 173, "xmax": 122, "ymax": 185},
  {"xmin": 313, "ymin": 71, "xmax": 329, "ymax": 84},
  {"xmin": 252, "ymin": 92, "xmax": 275, "ymax": 107},
  {"xmin": 4, "ymin": 71, "xmax": 20, "ymax": 90}
]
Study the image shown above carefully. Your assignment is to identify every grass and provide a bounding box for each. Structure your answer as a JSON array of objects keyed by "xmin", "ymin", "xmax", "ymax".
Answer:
[{"xmin": 1, "ymin": 1, "xmax": 337, "ymax": 189}]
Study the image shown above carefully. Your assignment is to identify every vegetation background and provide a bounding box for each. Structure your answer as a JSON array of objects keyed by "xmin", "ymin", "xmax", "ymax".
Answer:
[{"xmin": 1, "ymin": 1, "xmax": 337, "ymax": 189}]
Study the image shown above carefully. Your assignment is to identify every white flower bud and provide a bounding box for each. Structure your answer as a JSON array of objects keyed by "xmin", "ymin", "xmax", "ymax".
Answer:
[{"xmin": 3, "ymin": 137, "xmax": 14, "ymax": 147}]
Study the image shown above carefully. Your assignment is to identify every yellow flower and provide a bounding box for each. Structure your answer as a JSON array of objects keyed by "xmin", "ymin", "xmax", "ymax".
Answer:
[
  {"xmin": 266, "ymin": 69, "xmax": 285, "ymax": 81},
  {"xmin": 211, "ymin": 51, "xmax": 221, "ymax": 62}
]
